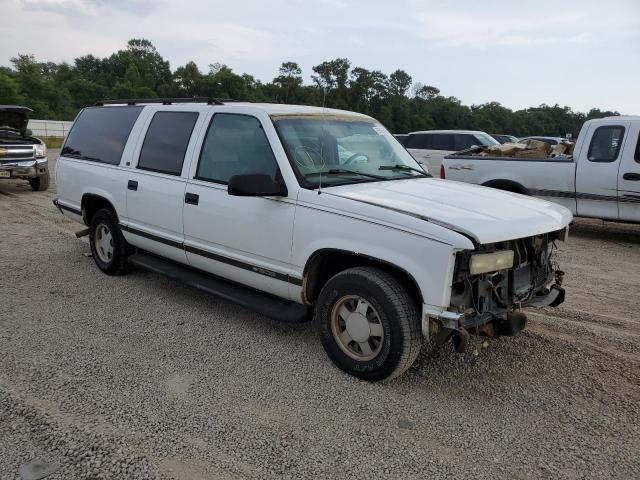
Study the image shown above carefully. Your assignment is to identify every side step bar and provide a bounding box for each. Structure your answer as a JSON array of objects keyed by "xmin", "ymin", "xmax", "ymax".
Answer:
[{"xmin": 128, "ymin": 253, "xmax": 310, "ymax": 323}]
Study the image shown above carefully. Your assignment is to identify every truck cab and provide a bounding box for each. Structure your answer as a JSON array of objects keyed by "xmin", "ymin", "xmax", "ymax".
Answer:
[{"xmin": 574, "ymin": 117, "xmax": 640, "ymax": 222}]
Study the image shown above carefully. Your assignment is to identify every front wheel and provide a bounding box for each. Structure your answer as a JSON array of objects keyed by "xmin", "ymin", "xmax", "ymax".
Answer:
[
  {"xmin": 89, "ymin": 208, "xmax": 131, "ymax": 275},
  {"xmin": 316, "ymin": 267, "xmax": 422, "ymax": 381},
  {"xmin": 28, "ymin": 172, "xmax": 50, "ymax": 191}
]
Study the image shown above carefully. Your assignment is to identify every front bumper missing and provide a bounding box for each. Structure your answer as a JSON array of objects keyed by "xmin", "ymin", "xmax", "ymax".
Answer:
[
  {"xmin": 0, "ymin": 158, "xmax": 48, "ymax": 179},
  {"xmin": 422, "ymin": 283, "xmax": 566, "ymax": 339}
]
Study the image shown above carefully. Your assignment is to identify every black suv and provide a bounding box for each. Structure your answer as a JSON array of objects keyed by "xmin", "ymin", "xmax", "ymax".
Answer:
[{"xmin": 0, "ymin": 105, "xmax": 50, "ymax": 191}]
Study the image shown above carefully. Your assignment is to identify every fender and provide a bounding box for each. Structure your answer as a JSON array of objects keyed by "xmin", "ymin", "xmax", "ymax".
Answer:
[{"xmin": 301, "ymin": 247, "xmax": 425, "ymax": 305}]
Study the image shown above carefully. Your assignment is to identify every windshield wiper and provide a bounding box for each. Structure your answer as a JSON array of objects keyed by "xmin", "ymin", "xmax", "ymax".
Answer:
[
  {"xmin": 378, "ymin": 164, "xmax": 432, "ymax": 177},
  {"xmin": 306, "ymin": 169, "xmax": 386, "ymax": 180}
]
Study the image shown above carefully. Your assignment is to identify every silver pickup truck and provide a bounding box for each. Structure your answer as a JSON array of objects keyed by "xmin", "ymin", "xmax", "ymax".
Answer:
[{"xmin": 0, "ymin": 105, "xmax": 50, "ymax": 191}]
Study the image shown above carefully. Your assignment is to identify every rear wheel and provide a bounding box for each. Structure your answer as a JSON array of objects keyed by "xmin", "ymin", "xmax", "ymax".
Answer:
[
  {"xmin": 316, "ymin": 267, "xmax": 422, "ymax": 381},
  {"xmin": 28, "ymin": 172, "xmax": 50, "ymax": 191},
  {"xmin": 89, "ymin": 208, "xmax": 131, "ymax": 275}
]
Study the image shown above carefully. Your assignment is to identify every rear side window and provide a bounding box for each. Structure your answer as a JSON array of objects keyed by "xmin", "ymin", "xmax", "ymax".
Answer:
[
  {"xmin": 137, "ymin": 111, "xmax": 199, "ymax": 175},
  {"xmin": 62, "ymin": 106, "xmax": 143, "ymax": 165},
  {"xmin": 405, "ymin": 133, "xmax": 432, "ymax": 149},
  {"xmin": 431, "ymin": 134, "xmax": 454, "ymax": 150},
  {"xmin": 587, "ymin": 126, "xmax": 625, "ymax": 163},
  {"xmin": 196, "ymin": 113, "xmax": 279, "ymax": 184}
]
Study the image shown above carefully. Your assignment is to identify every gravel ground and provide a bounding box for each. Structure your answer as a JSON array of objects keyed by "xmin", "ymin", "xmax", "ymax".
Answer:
[{"xmin": 1, "ymin": 151, "xmax": 639, "ymax": 479}]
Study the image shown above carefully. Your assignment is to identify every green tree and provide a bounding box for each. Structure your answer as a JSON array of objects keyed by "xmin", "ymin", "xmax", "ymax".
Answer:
[{"xmin": 0, "ymin": 38, "xmax": 618, "ymax": 135}]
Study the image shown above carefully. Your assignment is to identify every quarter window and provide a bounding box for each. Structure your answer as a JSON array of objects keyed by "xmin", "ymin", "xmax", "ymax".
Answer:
[
  {"xmin": 137, "ymin": 111, "xmax": 198, "ymax": 175},
  {"xmin": 635, "ymin": 131, "xmax": 640, "ymax": 163},
  {"xmin": 587, "ymin": 126, "xmax": 625, "ymax": 163},
  {"xmin": 61, "ymin": 106, "xmax": 143, "ymax": 165},
  {"xmin": 196, "ymin": 114, "xmax": 279, "ymax": 184}
]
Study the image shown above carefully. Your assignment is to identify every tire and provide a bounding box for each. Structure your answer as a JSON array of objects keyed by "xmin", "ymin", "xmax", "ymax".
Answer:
[
  {"xmin": 89, "ymin": 208, "xmax": 131, "ymax": 275},
  {"xmin": 28, "ymin": 172, "xmax": 50, "ymax": 191},
  {"xmin": 316, "ymin": 266, "xmax": 422, "ymax": 381}
]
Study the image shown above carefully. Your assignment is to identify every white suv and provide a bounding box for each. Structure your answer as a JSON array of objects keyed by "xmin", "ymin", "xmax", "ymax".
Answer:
[
  {"xmin": 404, "ymin": 130, "xmax": 499, "ymax": 175},
  {"xmin": 54, "ymin": 99, "xmax": 572, "ymax": 381}
]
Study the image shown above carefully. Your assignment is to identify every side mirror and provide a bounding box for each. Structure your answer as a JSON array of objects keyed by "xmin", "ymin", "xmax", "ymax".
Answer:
[{"xmin": 228, "ymin": 174, "xmax": 287, "ymax": 197}]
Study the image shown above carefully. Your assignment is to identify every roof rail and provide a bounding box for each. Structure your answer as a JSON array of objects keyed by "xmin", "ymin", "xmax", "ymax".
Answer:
[{"xmin": 94, "ymin": 97, "xmax": 227, "ymax": 106}]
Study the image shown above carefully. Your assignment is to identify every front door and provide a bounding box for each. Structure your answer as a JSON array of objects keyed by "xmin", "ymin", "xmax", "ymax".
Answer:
[
  {"xmin": 618, "ymin": 124, "xmax": 640, "ymax": 222},
  {"xmin": 575, "ymin": 121, "xmax": 630, "ymax": 220},
  {"xmin": 183, "ymin": 112, "xmax": 296, "ymax": 299}
]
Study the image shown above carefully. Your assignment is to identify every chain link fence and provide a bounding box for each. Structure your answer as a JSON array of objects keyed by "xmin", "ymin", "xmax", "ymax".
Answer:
[
  {"xmin": 27, "ymin": 119, "xmax": 73, "ymax": 138},
  {"xmin": 26, "ymin": 119, "xmax": 73, "ymax": 148}
]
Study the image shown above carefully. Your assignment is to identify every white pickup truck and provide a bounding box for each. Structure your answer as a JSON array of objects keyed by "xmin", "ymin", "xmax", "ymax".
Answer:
[
  {"xmin": 442, "ymin": 116, "xmax": 640, "ymax": 223},
  {"xmin": 54, "ymin": 99, "xmax": 571, "ymax": 381}
]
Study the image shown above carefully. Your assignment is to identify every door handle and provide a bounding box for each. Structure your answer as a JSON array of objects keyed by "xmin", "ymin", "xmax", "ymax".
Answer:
[
  {"xmin": 623, "ymin": 172, "xmax": 640, "ymax": 181},
  {"xmin": 185, "ymin": 192, "xmax": 199, "ymax": 205},
  {"xmin": 127, "ymin": 180, "xmax": 138, "ymax": 191}
]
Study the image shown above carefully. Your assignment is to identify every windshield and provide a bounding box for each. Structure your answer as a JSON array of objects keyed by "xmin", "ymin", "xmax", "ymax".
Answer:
[{"xmin": 273, "ymin": 116, "xmax": 428, "ymax": 188}]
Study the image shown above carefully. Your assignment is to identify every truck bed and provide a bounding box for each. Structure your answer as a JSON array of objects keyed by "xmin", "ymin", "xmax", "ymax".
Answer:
[{"xmin": 445, "ymin": 154, "xmax": 573, "ymax": 163}]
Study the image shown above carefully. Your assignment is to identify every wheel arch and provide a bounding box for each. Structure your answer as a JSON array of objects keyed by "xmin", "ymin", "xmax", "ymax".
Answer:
[
  {"xmin": 482, "ymin": 179, "xmax": 530, "ymax": 195},
  {"xmin": 81, "ymin": 193, "xmax": 119, "ymax": 226},
  {"xmin": 301, "ymin": 248, "xmax": 424, "ymax": 307}
]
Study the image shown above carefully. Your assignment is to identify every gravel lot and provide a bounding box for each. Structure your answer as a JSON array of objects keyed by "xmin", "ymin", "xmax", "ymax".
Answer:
[{"xmin": 1, "ymin": 151, "xmax": 639, "ymax": 479}]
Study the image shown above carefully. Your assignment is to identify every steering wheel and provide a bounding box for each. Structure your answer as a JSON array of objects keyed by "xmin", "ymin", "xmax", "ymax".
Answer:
[
  {"xmin": 294, "ymin": 145, "xmax": 324, "ymax": 169},
  {"xmin": 344, "ymin": 152, "xmax": 369, "ymax": 165}
]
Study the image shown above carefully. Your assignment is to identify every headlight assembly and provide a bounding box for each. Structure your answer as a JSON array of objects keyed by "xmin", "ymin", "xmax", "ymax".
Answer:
[
  {"xmin": 469, "ymin": 250, "xmax": 514, "ymax": 275},
  {"xmin": 35, "ymin": 144, "xmax": 47, "ymax": 158}
]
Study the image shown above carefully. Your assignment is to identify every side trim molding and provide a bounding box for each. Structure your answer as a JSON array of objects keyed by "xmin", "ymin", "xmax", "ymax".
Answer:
[
  {"xmin": 120, "ymin": 223, "xmax": 303, "ymax": 286},
  {"xmin": 55, "ymin": 200, "xmax": 82, "ymax": 216}
]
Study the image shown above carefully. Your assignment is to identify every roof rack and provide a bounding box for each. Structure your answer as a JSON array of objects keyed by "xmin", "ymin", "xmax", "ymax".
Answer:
[{"xmin": 95, "ymin": 97, "xmax": 229, "ymax": 106}]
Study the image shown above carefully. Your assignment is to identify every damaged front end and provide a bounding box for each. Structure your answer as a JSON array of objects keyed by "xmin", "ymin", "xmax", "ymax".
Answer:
[{"xmin": 434, "ymin": 228, "xmax": 567, "ymax": 350}]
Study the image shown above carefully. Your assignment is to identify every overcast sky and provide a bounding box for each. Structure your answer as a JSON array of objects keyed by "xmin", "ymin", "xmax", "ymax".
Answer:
[{"xmin": 2, "ymin": 0, "xmax": 639, "ymax": 114}]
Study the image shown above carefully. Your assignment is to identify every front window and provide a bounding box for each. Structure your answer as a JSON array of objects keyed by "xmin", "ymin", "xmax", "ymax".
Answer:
[
  {"xmin": 473, "ymin": 133, "xmax": 500, "ymax": 147},
  {"xmin": 274, "ymin": 116, "xmax": 428, "ymax": 188},
  {"xmin": 587, "ymin": 126, "xmax": 625, "ymax": 163},
  {"xmin": 196, "ymin": 114, "xmax": 280, "ymax": 184}
]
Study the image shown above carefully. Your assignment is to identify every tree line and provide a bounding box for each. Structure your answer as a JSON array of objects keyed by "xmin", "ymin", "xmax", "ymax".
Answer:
[{"xmin": 0, "ymin": 39, "xmax": 617, "ymax": 136}]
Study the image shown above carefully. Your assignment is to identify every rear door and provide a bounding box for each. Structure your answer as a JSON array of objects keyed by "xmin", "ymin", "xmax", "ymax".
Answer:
[
  {"xmin": 617, "ymin": 123, "xmax": 640, "ymax": 222},
  {"xmin": 575, "ymin": 121, "xmax": 630, "ymax": 220},
  {"xmin": 124, "ymin": 107, "xmax": 203, "ymax": 264}
]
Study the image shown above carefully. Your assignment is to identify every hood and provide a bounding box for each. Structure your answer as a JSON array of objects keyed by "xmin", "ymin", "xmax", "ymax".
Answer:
[
  {"xmin": 325, "ymin": 178, "xmax": 573, "ymax": 244},
  {"xmin": 0, "ymin": 105, "xmax": 32, "ymax": 137}
]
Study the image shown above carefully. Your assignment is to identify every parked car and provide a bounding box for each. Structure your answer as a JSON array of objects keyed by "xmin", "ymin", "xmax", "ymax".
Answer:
[
  {"xmin": 491, "ymin": 134, "xmax": 519, "ymax": 144},
  {"xmin": 393, "ymin": 133, "xmax": 408, "ymax": 145},
  {"xmin": 0, "ymin": 105, "xmax": 49, "ymax": 190},
  {"xmin": 518, "ymin": 136, "xmax": 568, "ymax": 146},
  {"xmin": 442, "ymin": 116, "xmax": 640, "ymax": 223},
  {"xmin": 404, "ymin": 130, "xmax": 499, "ymax": 174},
  {"xmin": 54, "ymin": 99, "xmax": 572, "ymax": 381}
]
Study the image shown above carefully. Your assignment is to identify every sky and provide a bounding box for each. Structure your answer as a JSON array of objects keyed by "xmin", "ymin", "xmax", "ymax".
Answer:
[{"xmin": 2, "ymin": 0, "xmax": 639, "ymax": 114}]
